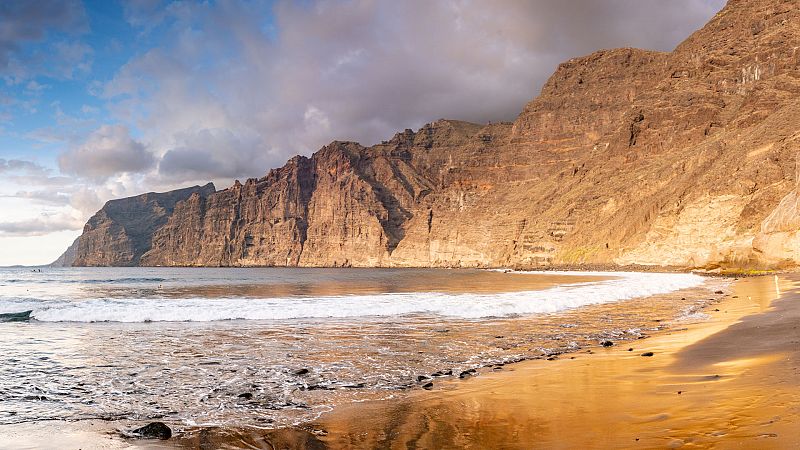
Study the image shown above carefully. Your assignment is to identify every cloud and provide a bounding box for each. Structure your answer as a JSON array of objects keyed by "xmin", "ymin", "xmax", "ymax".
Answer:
[
  {"xmin": 50, "ymin": 41, "xmax": 93, "ymax": 79},
  {"xmin": 67, "ymin": 186, "xmax": 104, "ymax": 215},
  {"xmin": 0, "ymin": 158, "xmax": 49, "ymax": 176},
  {"xmin": 122, "ymin": 0, "xmax": 171, "ymax": 32},
  {"xmin": 80, "ymin": 104, "xmax": 99, "ymax": 114},
  {"xmin": 25, "ymin": 79, "xmax": 49, "ymax": 92},
  {"xmin": 157, "ymin": 128, "xmax": 267, "ymax": 180},
  {"xmin": 0, "ymin": 213, "xmax": 84, "ymax": 237},
  {"xmin": 58, "ymin": 124, "xmax": 155, "ymax": 180},
  {"xmin": 0, "ymin": 0, "xmax": 93, "ymax": 86},
  {"xmin": 0, "ymin": 0, "xmax": 86, "ymax": 64},
  {"xmin": 3, "ymin": 190, "xmax": 70, "ymax": 205},
  {"xmin": 99, "ymin": 0, "xmax": 725, "ymax": 186}
]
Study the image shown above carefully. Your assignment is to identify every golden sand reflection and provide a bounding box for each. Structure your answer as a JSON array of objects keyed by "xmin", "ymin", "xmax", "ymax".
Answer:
[{"xmin": 710, "ymin": 354, "xmax": 783, "ymax": 371}]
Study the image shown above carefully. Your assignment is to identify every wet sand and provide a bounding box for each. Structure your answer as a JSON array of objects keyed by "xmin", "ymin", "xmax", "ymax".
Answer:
[
  {"xmin": 2, "ymin": 274, "xmax": 798, "ymax": 449},
  {"xmin": 299, "ymin": 274, "xmax": 800, "ymax": 449}
]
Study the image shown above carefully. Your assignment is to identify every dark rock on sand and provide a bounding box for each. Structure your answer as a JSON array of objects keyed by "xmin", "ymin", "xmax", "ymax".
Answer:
[
  {"xmin": 304, "ymin": 384, "xmax": 335, "ymax": 391},
  {"xmin": 130, "ymin": 422, "xmax": 172, "ymax": 440},
  {"xmin": 237, "ymin": 392, "xmax": 253, "ymax": 400},
  {"xmin": 295, "ymin": 368, "xmax": 310, "ymax": 375},
  {"xmin": 417, "ymin": 375, "xmax": 430, "ymax": 382},
  {"xmin": 459, "ymin": 369, "xmax": 477, "ymax": 379},
  {"xmin": 714, "ymin": 290, "xmax": 724, "ymax": 294},
  {"xmin": 601, "ymin": 340, "xmax": 614, "ymax": 347},
  {"xmin": 422, "ymin": 382, "xmax": 434, "ymax": 390},
  {"xmin": 641, "ymin": 352, "xmax": 655, "ymax": 357}
]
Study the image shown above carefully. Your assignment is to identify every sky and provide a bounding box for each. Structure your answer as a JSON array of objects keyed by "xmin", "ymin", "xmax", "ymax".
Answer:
[{"xmin": 0, "ymin": 0, "xmax": 726, "ymax": 266}]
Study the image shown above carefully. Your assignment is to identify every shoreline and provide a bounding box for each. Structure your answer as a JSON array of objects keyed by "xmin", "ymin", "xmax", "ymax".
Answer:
[
  {"xmin": 36, "ymin": 263, "xmax": 788, "ymax": 275},
  {"xmin": 167, "ymin": 274, "xmax": 797, "ymax": 448},
  {"xmin": 1, "ymin": 274, "xmax": 797, "ymax": 448}
]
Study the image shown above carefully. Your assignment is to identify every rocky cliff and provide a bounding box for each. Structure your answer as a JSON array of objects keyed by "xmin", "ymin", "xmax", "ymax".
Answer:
[
  {"xmin": 64, "ymin": 183, "xmax": 215, "ymax": 266},
  {"xmin": 66, "ymin": 0, "xmax": 800, "ymax": 270}
]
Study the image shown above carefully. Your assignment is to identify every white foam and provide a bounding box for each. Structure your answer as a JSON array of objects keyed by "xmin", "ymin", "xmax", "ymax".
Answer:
[{"xmin": 1, "ymin": 272, "xmax": 706, "ymax": 323}]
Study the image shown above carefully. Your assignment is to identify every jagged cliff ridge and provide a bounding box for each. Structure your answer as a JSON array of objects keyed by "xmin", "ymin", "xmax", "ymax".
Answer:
[{"xmin": 65, "ymin": 0, "xmax": 800, "ymax": 269}]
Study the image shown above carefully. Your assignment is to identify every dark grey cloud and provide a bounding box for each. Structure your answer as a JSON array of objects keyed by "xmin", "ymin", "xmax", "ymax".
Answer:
[
  {"xmin": 0, "ymin": 0, "xmax": 88, "ymax": 78},
  {"xmin": 58, "ymin": 125, "xmax": 155, "ymax": 180},
  {"xmin": 158, "ymin": 128, "xmax": 268, "ymax": 180},
  {"xmin": 100, "ymin": 0, "xmax": 725, "ymax": 186}
]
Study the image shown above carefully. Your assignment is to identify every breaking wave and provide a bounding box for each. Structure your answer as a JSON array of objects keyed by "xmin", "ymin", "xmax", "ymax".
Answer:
[{"xmin": 0, "ymin": 272, "xmax": 706, "ymax": 323}]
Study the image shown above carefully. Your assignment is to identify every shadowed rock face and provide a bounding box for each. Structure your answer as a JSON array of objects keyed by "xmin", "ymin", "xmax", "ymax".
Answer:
[
  {"xmin": 67, "ymin": 0, "xmax": 800, "ymax": 269},
  {"xmin": 70, "ymin": 183, "xmax": 216, "ymax": 266}
]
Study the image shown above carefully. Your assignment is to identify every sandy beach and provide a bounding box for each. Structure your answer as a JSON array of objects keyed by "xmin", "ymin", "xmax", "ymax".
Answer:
[{"xmin": 2, "ymin": 274, "xmax": 797, "ymax": 449}]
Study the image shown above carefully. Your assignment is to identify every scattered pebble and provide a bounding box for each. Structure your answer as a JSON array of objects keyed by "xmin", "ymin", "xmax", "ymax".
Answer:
[{"xmin": 641, "ymin": 352, "xmax": 654, "ymax": 357}]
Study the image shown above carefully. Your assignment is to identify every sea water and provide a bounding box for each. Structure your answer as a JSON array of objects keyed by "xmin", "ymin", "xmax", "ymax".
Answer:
[{"xmin": 0, "ymin": 267, "xmax": 716, "ymax": 428}]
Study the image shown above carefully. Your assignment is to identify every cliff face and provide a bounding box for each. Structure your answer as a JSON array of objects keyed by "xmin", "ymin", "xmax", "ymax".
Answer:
[
  {"xmin": 68, "ymin": 0, "xmax": 800, "ymax": 269},
  {"xmin": 71, "ymin": 183, "xmax": 215, "ymax": 266}
]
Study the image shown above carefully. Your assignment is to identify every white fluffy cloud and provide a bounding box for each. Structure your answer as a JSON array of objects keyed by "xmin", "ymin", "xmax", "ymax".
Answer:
[
  {"xmin": 0, "ymin": 213, "xmax": 84, "ymax": 237},
  {"xmin": 58, "ymin": 124, "xmax": 155, "ymax": 180}
]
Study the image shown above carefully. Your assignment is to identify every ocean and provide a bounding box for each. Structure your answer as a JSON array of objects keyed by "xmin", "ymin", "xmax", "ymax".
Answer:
[{"xmin": 0, "ymin": 267, "xmax": 718, "ymax": 428}]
